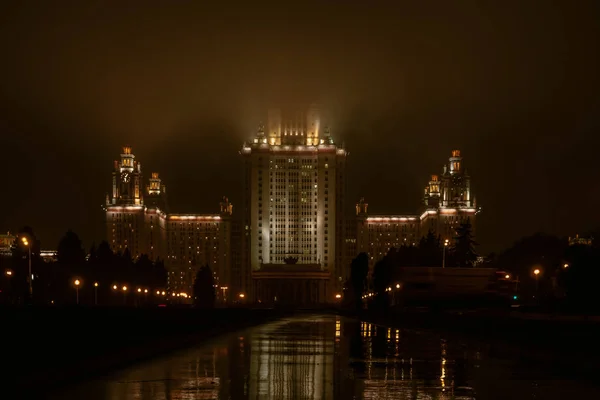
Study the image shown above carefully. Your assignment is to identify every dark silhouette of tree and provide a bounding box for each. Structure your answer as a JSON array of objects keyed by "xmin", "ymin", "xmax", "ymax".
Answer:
[
  {"xmin": 497, "ymin": 233, "xmax": 566, "ymax": 296},
  {"xmin": 453, "ymin": 221, "xmax": 478, "ymax": 267},
  {"xmin": 372, "ymin": 250, "xmax": 394, "ymax": 310},
  {"xmin": 54, "ymin": 230, "xmax": 86, "ymax": 304},
  {"xmin": 558, "ymin": 245, "xmax": 600, "ymax": 311},
  {"xmin": 57, "ymin": 230, "xmax": 86, "ymax": 267},
  {"xmin": 349, "ymin": 253, "xmax": 369, "ymax": 310},
  {"xmin": 152, "ymin": 258, "xmax": 168, "ymax": 289},
  {"xmin": 193, "ymin": 264, "xmax": 216, "ymax": 308},
  {"xmin": 135, "ymin": 254, "xmax": 153, "ymax": 286},
  {"xmin": 418, "ymin": 230, "xmax": 442, "ymax": 266}
]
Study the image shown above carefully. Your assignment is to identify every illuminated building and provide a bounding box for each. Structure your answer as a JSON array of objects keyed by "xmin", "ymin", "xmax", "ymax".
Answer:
[
  {"xmin": 0, "ymin": 233, "xmax": 15, "ymax": 258},
  {"xmin": 355, "ymin": 150, "xmax": 479, "ymax": 269},
  {"xmin": 104, "ymin": 147, "xmax": 232, "ymax": 300},
  {"xmin": 241, "ymin": 105, "xmax": 347, "ymax": 304},
  {"xmin": 420, "ymin": 150, "xmax": 478, "ymax": 240}
]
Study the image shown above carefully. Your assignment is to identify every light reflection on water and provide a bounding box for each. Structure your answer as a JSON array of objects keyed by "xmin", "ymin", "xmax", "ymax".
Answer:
[{"xmin": 51, "ymin": 315, "xmax": 600, "ymax": 400}]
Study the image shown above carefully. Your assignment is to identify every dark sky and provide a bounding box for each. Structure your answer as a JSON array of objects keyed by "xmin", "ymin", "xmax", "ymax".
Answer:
[{"xmin": 1, "ymin": 1, "xmax": 599, "ymax": 254}]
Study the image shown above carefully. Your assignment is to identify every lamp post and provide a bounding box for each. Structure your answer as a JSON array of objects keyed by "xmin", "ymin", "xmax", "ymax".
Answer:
[
  {"xmin": 94, "ymin": 282, "xmax": 99, "ymax": 305},
  {"xmin": 21, "ymin": 237, "xmax": 32, "ymax": 301},
  {"xmin": 74, "ymin": 279, "xmax": 81, "ymax": 305},
  {"xmin": 122, "ymin": 285, "xmax": 128, "ymax": 305},
  {"xmin": 442, "ymin": 239, "xmax": 449, "ymax": 268},
  {"xmin": 533, "ymin": 268, "xmax": 540, "ymax": 296}
]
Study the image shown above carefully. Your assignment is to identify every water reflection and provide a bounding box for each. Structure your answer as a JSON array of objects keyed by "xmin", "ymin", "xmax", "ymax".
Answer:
[{"xmin": 51, "ymin": 314, "xmax": 600, "ymax": 400}]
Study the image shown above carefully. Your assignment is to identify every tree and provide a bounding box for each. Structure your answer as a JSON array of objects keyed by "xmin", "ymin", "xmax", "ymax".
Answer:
[
  {"xmin": 372, "ymin": 250, "xmax": 395, "ymax": 310},
  {"xmin": 453, "ymin": 221, "xmax": 478, "ymax": 267},
  {"xmin": 418, "ymin": 229, "xmax": 442, "ymax": 267},
  {"xmin": 349, "ymin": 253, "xmax": 369, "ymax": 310},
  {"xmin": 193, "ymin": 264, "xmax": 216, "ymax": 308},
  {"xmin": 57, "ymin": 230, "xmax": 86, "ymax": 267}
]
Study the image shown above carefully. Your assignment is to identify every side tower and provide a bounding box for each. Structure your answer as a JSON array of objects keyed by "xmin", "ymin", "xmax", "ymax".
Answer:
[{"xmin": 105, "ymin": 146, "xmax": 145, "ymax": 258}]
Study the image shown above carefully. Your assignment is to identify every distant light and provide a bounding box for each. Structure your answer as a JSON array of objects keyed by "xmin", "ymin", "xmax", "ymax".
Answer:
[
  {"xmin": 122, "ymin": 286, "xmax": 127, "ymax": 291},
  {"xmin": 94, "ymin": 282, "xmax": 98, "ymax": 287},
  {"xmin": 513, "ymin": 295, "xmax": 518, "ymax": 300},
  {"xmin": 396, "ymin": 283, "xmax": 400, "ymax": 289},
  {"xmin": 113, "ymin": 285, "xmax": 117, "ymax": 290},
  {"xmin": 505, "ymin": 274, "xmax": 510, "ymax": 279},
  {"xmin": 335, "ymin": 293, "xmax": 342, "ymax": 299},
  {"xmin": 74, "ymin": 279, "xmax": 80, "ymax": 286}
]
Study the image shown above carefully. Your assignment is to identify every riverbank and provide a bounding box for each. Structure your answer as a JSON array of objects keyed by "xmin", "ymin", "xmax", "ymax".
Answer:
[{"xmin": 1, "ymin": 307, "xmax": 287, "ymax": 396}]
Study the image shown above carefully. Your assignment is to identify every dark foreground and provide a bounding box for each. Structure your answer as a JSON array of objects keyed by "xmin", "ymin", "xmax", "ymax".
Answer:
[
  {"xmin": 0, "ymin": 306, "xmax": 288, "ymax": 396},
  {"xmin": 49, "ymin": 314, "xmax": 600, "ymax": 400}
]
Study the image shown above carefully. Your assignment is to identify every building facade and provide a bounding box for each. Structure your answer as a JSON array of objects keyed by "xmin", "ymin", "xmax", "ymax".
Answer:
[
  {"xmin": 354, "ymin": 150, "xmax": 479, "ymax": 270},
  {"xmin": 104, "ymin": 147, "xmax": 232, "ymax": 300},
  {"xmin": 241, "ymin": 106, "xmax": 347, "ymax": 304}
]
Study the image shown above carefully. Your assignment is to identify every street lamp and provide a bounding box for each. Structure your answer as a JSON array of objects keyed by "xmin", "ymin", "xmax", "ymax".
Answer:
[
  {"xmin": 94, "ymin": 282, "xmax": 99, "ymax": 305},
  {"xmin": 442, "ymin": 239, "xmax": 450, "ymax": 268},
  {"xmin": 122, "ymin": 285, "xmax": 128, "ymax": 305},
  {"xmin": 5, "ymin": 269, "xmax": 12, "ymax": 276},
  {"xmin": 563, "ymin": 263, "xmax": 569, "ymax": 269},
  {"xmin": 74, "ymin": 279, "xmax": 81, "ymax": 305},
  {"xmin": 533, "ymin": 268, "xmax": 541, "ymax": 295},
  {"xmin": 21, "ymin": 236, "xmax": 32, "ymax": 300},
  {"xmin": 396, "ymin": 283, "xmax": 400, "ymax": 289}
]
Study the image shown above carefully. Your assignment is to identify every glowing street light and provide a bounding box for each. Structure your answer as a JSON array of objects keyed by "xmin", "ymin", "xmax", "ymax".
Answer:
[
  {"xmin": 533, "ymin": 268, "xmax": 540, "ymax": 276},
  {"xmin": 93, "ymin": 282, "xmax": 99, "ymax": 305},
  {"xmin": 74, "ymin": 279, "xmax": 81, "ymax": 305},
  {"xmin": 137, "ymin": 288, "xmax": 142, "ymax": 293},
  {"xmin": 5, "ymin": 269, "xmax": 12, "ymax": 276},
  {"xmin": 533, "ymin": 268, "xmax": 541, "ymax": 295},
  {"xmin": 335, "ymin": 293, "xmax": 342, "ymax": 299},
  {"xmin": 443, "ymin": 239, "xmax": 450, "ymax": 269},
  {"xmin": 505, "ymin": 274, "xmax": 511, "ymax": 279},
  {"xmin": 563, "ymin": 263, "xmax": 569, "ymax": 269},
  {"xmin": 396, "ymin": 283, "xmax": 400, "ymax": 289},
  {"xmin": 21, "ymin": 236, "xmax": 33, "ymax": 300}
]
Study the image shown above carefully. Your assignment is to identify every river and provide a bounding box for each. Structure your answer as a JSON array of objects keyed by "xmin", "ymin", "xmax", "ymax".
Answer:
[{"xmin": 50, "ymin": 314, "xmax": 600, "ymax": 399}]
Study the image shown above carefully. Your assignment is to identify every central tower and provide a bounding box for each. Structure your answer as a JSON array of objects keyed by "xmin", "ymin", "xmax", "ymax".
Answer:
[{"xmin": 241, "ymin": 105, "xmax": 347, "ymax": 305}]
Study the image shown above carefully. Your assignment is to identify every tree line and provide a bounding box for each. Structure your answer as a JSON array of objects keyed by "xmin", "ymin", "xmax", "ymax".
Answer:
[{"xmin": 0, "ymin": 226, "xmax": 167, "ymax": 306}]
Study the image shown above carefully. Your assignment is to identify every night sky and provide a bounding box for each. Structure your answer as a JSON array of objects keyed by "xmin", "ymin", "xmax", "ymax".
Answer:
[{"xmin": 0, "ymin": 1, "xmax": 599, "ymax": 254}]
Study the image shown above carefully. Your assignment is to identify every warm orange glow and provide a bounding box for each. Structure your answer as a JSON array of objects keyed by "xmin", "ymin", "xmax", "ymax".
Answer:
[
  {"xmin": 122, "ymin": 285, "xmax": 128, "ymax": 291},
  {"xmin": 161, "ymin": 291, "xmax": 166, "ymax": 296},
  {"xmin": 533, "ymin": 268, "xmax": 540, "ymax": 276},
  {"xmin": 239, "ymin": 293, "xmax": 245, "ymax": 298},
  {"xmin": 505, "ymin": 274, "xmax": 510, "ymax": 279},
  {"xmin": 94, "ymin": 282, "xmax": 98, "ymax": 287},
  {"xmin": 144, "ymin": 289, "xmax": 148, "ymax": 293},
  {"xmin": 74, "ymin": 279, "xmax": 80, "ymax": 286},
  {"xmin": 113, "ymin": 285, "xmax": 117, "ymax": 290},
  {"xmin": 396, "ymin": 283, "xmax": 400, "ymax": 289},
  {"xmin": 123, "ymin": 146, "xmax": 131, "ymax": 155},
  {"xmin": 151, "ymin": 172, "xmax": 159, "ymax": 179},
  {"xmin": 563, "ymin": 263, "xmax": 569, "ymax": 269},
  {"xmin": 137, "ymin": 288, "xmax": 141, "ymax": 293},
  {"xmin": 5, "ymin": 269, "xmax": 13, "ymax": 276},
  {"xmin": 452, "ymin": 149, "xmax": 461, "ymax": 157},
  {"xmin": 335, "ymin": 293, "xmax": 342, "ymax": 299}
]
